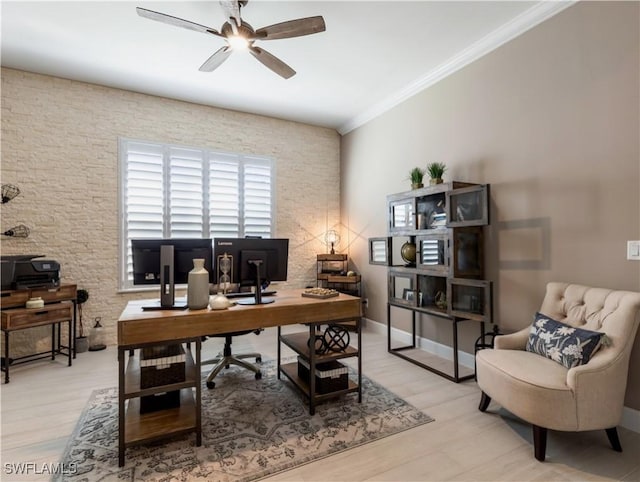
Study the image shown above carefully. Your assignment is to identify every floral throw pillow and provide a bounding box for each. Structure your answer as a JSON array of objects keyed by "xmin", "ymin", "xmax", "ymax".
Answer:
[{"xmin": 525, "ymin": 313, "xmax": 607, "ymax": 369}]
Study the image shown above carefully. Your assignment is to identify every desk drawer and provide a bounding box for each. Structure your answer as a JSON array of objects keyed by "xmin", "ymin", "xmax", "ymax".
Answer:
[
  {"xmin": 0, "ymin": 290, "xmax": 30, "ymax": 309},
  {"xmin": 31, "ymin": 285, "xmax": 77, "ymax": 303},
  {"xmin": 2, "ymin": 303, "xmax": 73, "ymax": 330}
]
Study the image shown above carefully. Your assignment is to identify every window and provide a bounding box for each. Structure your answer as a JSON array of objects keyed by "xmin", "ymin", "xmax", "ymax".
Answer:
[{"xmin": 119, "ymin": 138, "xmax": 274, "ymax": 290}]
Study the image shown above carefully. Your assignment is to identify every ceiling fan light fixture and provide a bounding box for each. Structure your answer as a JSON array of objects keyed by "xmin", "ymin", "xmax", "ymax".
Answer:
[
  {"xmin": 227, "ymin": 34, "xmax": 249, "ymax": 51},
  {"xmin": 136, "ymin": 1, "xmax": 325, "ymax": 77}
]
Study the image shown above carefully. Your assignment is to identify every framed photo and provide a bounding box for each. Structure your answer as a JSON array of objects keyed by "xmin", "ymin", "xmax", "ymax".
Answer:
[
  {"xmin": 403, "ymin": 288, "xmax": 417, "ymax": 303},
  {"xmin": 369, "ymin": 237, "xmax": 390, "ymax": 265}
]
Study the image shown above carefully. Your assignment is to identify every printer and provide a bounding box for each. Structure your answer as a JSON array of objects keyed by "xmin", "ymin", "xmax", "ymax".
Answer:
[{"xmin": 1, "ymin": 255, "xmax": 60, "ymax": 290}]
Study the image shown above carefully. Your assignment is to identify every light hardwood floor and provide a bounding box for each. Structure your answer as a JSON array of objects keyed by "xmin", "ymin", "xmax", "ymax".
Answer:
[{"xmin": 1, "ymin": 323, "xmax": 639, "ymax": 481}]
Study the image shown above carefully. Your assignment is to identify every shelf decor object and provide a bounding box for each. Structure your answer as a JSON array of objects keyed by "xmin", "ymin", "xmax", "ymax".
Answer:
[
  {"xmin": 408, "ymin": 167, "xmax": 425, "ymax": 190},
  {"xmin": 370, "ymin": 181, "xmax": 493, "ymax": 382},
  {"xmin": 426, "ymin": 162, "xmax": 447, "ymax": 185}
]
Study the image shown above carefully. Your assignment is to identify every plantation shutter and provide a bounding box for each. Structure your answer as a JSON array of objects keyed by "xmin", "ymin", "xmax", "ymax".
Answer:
[
  {"xmin": 169, "ymin": 147, "xmax": 205, "ymax": 238},
  {"xmin": 124, "ymin": 142, "xmax": 164, "ymax": 239},
  {"xmin": 243, "ymin": 156, "xmax": 273, "ymax": 237},
  {"xmin": 119, "ymin": 138, "xmax": 274, "ymax": 290},
  {"xmin": 209, "ymin": 153, "xmax": 240, "ymax": 238}
]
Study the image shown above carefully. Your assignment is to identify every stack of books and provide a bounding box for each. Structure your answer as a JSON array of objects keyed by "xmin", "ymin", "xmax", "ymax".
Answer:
[{"xmin": 430, "ymin": 212, "xmax": 447, "ymax": 228}]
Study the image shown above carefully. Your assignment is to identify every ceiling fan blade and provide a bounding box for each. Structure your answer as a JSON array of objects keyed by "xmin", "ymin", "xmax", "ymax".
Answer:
[
  {"xmin": 136, "ymin": 7, "xmax": 220, "ymax": 36},
  {"xmin": 255, "ymin": 16, "xmax": 325, "ymax": 40},
  {"xmin": 249, "ymin": 46, "xmax": 296, "ymax": 79},
  {"xmin": 199, "ymin": 46, "xmax": 232, "ymax": 72}
]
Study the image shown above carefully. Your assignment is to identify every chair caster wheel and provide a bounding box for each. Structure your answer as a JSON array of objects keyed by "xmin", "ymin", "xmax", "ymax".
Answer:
[
  {"xmin": 225, "ymin": 364, "xmax": 230, "ymax": 369},
  {"xmin": 255, "ymin": 372, "xmax": 262, "ymax": 380},
  {"xmin": 256, "ymin": 357, "xmax": 262, "ymax": 363},
  {"xmin": 206, "ymin": 381, "xmax": 216, "ymax": 389}
]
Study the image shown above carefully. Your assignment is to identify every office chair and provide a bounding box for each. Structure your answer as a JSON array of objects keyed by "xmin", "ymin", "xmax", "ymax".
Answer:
[{"xmin": 202, "ymin": 329, "xmax": 263, "ymax": 389}]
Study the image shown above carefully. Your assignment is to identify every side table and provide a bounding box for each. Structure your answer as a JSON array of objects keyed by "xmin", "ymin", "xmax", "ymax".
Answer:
[{"xmin": 0, "ymin": 284, "xmax": 77, "ymax": 383}]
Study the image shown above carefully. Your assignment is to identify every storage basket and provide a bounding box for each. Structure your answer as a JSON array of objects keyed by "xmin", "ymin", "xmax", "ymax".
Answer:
[
  {"xmin": 139, "ymin": 390, "xmax": 181, "ymax": 414},
  {"xmin": 140, "ymin": 344, "xmax": 186, "ymax": 389},
  {"xmin": 297, "ymin": 357, "xmax": 348, "ymax": 394}
]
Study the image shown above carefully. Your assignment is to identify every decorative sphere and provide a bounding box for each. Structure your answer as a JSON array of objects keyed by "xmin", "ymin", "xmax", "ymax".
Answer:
[{"xmin": 400, "ymin": 242, "xmax": 417, "ymax": 264}]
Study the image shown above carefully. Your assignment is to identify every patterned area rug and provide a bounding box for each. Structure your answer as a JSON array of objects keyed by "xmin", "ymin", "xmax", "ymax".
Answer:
[{"xmin": 55, "ymin": 360, "xmax": 433, "ymax": 481}]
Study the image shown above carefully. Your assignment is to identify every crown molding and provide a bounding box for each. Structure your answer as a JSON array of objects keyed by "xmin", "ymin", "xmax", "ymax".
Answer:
[{"xmin": 338, "ymin": 0, "xmax": 577, "ymax": 135}]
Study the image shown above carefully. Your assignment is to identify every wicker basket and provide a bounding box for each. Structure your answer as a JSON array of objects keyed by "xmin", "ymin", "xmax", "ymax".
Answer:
[{"xmin": 297, "ymin": 357, "xmax": 348, "ymax": 394}]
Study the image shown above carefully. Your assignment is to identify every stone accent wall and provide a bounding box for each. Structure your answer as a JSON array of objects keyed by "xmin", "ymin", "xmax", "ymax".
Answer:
[{"xmin": 1, "ymin": 68, "xmax": 340, "ymax": 355}]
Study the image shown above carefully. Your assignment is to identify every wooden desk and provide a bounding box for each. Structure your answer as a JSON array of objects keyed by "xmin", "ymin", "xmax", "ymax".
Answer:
[
  {"xmin": 117, "ymin": 289, "xmax": 362, "ymax": 466},
  {"xmin": 1, "ymin": 284, "xmax": 77, "ymax": 383}
]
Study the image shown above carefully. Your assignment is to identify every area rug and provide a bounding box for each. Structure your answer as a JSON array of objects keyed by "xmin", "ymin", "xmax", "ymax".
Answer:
[{"xmin": 55, "ymin": 360, "xmax": 433, "ymax": 482}]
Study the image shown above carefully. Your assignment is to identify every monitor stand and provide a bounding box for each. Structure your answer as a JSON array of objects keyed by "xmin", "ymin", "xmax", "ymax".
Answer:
[
  {"xmin": 236, "ymin": 260, "xmax": 275, "ymax": 305},
  {"xmin": 141, "ymin": 244, "xmax": 189, "ymax": 311},
  {"xmin": 141, "ymin": 299, "xmax": 188, "ymax": 311}
]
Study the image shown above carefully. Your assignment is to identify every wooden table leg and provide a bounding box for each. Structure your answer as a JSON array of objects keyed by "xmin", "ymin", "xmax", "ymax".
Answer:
[
  {"xmin": 118, "ymin": 348, "xmax": 125, "ymax": 466},
  {"xmin": 68, "ymin": 319, "xmax": 72, "ymax": 366},
  {"xmin": 51, "ymin": 324, "xmax": 56, "ymax": 360},
  {"xmin": 4, "ymin": 331, "xmax": 9, "ymax": 384},
  {"xmin": 195, "ymin": 338, "xmax": 202, "ymax": 446},
  {"xmin": 308, "ymin": 323, "xmax": 316, "ymax": 416},
  {"xmin": 277, "ymin": 326, "xmax": 281, "ymax": 380},
  {"xmin": 72, "ymin": 300, "xmax": 77, "ymax": 359}
]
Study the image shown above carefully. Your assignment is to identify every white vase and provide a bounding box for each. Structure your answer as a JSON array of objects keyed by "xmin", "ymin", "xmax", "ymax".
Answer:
[{"xmin": 187, "ymin": 258, "xmax": 209, "ymax": 310}]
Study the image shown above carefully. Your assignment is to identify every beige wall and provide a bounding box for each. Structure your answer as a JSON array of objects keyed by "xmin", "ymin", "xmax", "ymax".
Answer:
[
  {"xmin": 342, "ymin": 2, "xmax": 640, "ymax": 408},
  {"xmin": 1, "ymin": 68, "xmax": 341, "ymax": 353}
]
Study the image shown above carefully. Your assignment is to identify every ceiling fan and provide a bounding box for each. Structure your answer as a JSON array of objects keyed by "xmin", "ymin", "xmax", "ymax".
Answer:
[{"xmin": 136, "ymin": 0, "xmax": 326, "ymax": 79}]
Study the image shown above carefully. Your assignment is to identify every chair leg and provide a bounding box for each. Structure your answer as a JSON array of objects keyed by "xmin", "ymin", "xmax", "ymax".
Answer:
[
  {"xmin": 235, "ymin": 352, "xmax": 262, "ymax": 363},
  {"xmin": 478, "ymin": 391, "xmax": 491, "ymax": 412},
  {"xmin": 228, "ymin": 356, "xmax": 261, "ymax": 375},
  {"xmin": 533, "ymin": 425, "xmax": 547, "ymax": 462},
  {"xmin": 605, "ymin": 427, "xmax": 622, "ymax": 452}
]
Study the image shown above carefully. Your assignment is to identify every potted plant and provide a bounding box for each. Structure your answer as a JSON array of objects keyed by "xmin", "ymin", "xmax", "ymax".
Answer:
[
  {"xmin": 75, "ymin": 289, "xmax": 90, "ymax": 353},
  {"xmin": 426, "ymin": 162, "xmax": 447, "ymax": 185},
  {"xmin": 408, "ymin": 167, "xmax": 425, "ymax": 190}
]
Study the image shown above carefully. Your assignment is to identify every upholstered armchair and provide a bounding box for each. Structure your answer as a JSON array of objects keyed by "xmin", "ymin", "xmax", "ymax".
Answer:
[{"xmin": 476, "ymin": 282, "xmax": 640, "ymax": 461}]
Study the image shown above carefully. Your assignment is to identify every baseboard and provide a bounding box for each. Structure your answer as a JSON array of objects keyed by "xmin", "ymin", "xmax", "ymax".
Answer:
[
  {"xmin": 364, "ymin": 318, "xmax": 475, "ymax": 369},
  {"xmin": 621, "ymin": 407, "xmax": 640, "ymax": 434},
  {"xmin": 364, "ymin": 317, "xmax": 640, "ymax": 434}
]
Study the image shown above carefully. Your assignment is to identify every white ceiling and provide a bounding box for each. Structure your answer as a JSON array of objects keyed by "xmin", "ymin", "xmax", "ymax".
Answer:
[{"xmin": 1, "ymin": 1, "xmax": 573, "ymax": 133}]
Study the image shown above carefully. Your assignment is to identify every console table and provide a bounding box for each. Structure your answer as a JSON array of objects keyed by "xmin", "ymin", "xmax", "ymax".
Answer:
[
  {"xmin": 0, "ymin": 284, "xmax": 77, "ymax": 383},
  {"xmin": 117, "ymin": 289, "xmax": 362, "ymax": 466}
]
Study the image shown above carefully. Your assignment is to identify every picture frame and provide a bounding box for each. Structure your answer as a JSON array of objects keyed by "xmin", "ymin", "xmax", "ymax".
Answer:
[
  {"xmin": 369, "ymin": 237, "xmax": 390, "ymax": 265},
  {"xmin": 403, "ymin": 288, "xmax": 417, "ymax": 303}
]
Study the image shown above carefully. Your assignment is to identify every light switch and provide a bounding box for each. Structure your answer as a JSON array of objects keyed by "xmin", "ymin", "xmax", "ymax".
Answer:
[{"xmin": 627, "ymin": 240, "xmax": 640, "ymax": 260}]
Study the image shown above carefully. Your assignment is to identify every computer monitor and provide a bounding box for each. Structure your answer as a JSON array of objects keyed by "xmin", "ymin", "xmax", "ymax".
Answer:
[
  {"xmin": 131, "ymin": 238, "xmax": 213, "ymax": 310},
  {"xmin": 213, "ymin": 237, "xmax": 289, "ymax": 305}
]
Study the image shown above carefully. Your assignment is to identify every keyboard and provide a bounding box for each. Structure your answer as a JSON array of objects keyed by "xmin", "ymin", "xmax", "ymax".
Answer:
[{"xmin": 224, "ymin": 290, "xmax": 277, "ymax": 299}]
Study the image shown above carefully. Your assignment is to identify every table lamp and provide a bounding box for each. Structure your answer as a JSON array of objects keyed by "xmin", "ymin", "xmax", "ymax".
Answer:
[{"xmin": 325, "ymin": 230, "xmax": 340, "ymax": 254}]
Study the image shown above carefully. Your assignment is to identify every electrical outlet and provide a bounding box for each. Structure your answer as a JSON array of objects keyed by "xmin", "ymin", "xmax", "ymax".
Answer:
[
  {"xmin": 363, "ymin": 298, "xmax": 368, "ymax": 308},
  {"xmin": 627, "ymin": 240, "xmax": 640, "ymax": 260}
]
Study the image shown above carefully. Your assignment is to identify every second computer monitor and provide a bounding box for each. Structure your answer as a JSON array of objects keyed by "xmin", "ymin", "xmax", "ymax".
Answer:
[{"xmin": 213, "ymin": 237, "xmax": 289, "ymax": 303}]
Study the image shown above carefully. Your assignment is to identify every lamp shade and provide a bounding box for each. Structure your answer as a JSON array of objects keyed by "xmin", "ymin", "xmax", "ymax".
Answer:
[{"xmin": 325, "ymin": 230, "xmax": 340, "ymax": 254}]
